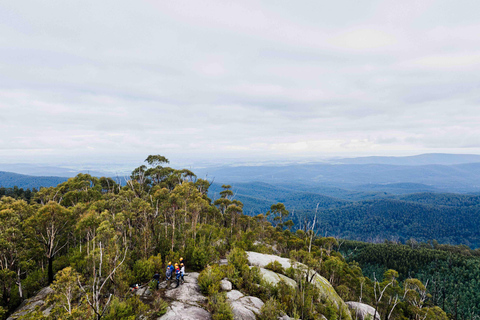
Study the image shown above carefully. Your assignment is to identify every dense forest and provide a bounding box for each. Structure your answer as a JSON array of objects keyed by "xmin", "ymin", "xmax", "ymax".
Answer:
[
  {"xmin": 0, "ymin": 155, "xmax": 461, "ymax": 319},
  {"xmin": 342, "ymin": 241, "xmax": 480, "ymax": 319},
  {"xmin": 209, "ymin": 182, "xmax": 480, "ymax": 248}
]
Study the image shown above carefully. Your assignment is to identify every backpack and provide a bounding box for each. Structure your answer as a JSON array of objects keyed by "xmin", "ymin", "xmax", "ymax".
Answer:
[{"xmin": 166, "ymin": 266, "xmax": 172, "ymax": 278}]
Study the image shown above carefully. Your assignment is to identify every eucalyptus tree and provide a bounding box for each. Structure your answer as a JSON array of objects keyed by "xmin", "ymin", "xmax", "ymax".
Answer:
[{"xmin": 26, "ymin": 201, "xmax": 73, "ymax": 284}]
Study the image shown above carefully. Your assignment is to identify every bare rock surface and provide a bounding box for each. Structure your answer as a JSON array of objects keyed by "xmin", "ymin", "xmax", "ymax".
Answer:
[
  {"xmin": 164, "ymin": 272, "xmax": 207, "ymax": 306},
  {"xmin": 159, "ymin": 272, "xmax": 211, "ymax": 320},
  {"xmin": 158, "ymin": 301, "xmax": 211, "ymax": 320},
  {"xmin": 258, "ymin": 267, "xmax": 296, "ymax": 288},
  {"xmin": 346, "ymin": 301, "xmax": 380, "ymax": 320},
  {"xmin": 247, "ymin": 251, "xmax": 292, "ymax": 270},
  {"xmin": 7, "ymin": 287, "xmax": 53, "ymax": 320},
  {"xmin": 226, "ymin": 289, "xmax": 264, "ymax": 320}
]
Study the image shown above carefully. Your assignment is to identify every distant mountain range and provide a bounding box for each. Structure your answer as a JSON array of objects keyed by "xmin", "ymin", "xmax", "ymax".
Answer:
[
  {"xmin": 333, "ymin": 153, "xmax": 480, "ymax": 165},
  {"xmin": 199, "ymin": 162, "xmax": 480, "ymax": 193},
  {"xmin": 0, "ymin": 171, "xmax": 67, "ymax": 189}
]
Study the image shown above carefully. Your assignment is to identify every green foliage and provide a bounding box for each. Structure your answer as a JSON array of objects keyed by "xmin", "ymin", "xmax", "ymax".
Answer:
[
  {"xmin": 209, "ymin": 292, "xmax": 234, "ymax": 320},
  {"xmin": 198, "ymin": 265, "xmax": 225, "ymax": 296},
  {"xmin": 265, "ymin": 260, "xmax": 285, "ymax": 275},
  {"xmin": 151, "ymin": 296, "xmax": 168, "ymax": 317},
  {"xmin": 133, "ymin": 259, "xmax": 155, "ymax": 283},
  {"xmin": 226, "ymin": 247, "xmax": 248, "ymax": 272},
  {"xmin": 103, "ymin": 296, "xmax": 148, "ymax": 320},
  {"xmin": 258, "ymin": 297, "xmax": 284, "ymax": 320}
]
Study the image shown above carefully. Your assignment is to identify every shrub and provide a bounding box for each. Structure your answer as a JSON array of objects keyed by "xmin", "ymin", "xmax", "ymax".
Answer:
[
  {"xmin": 265, "ymin": 260, "xmax": 285, "ymax": 275},
  {"xmin": 258, "ymin": 297, "xmax": 283, "ymax": 320},
  {"xmin": 151, "ymin": 296, "xmax": 168, "ymax": 317},
  {"xmin": 103, "ymin": 296, "xmax": 148, "ymax": 320},
  {"xmin": 133, "ymin": 259, "xmax": 154, "ymax": 283},
  {"xmin": 226, "ymin": 248, "xmax": 248, "ymax": 272},
  {"xmin": 198, "ymin": 265, "xmax": 225, "ymax": 296},
  {"xmin": 209, "ymin": 292, "xmax": 233, "ymax": 320}
]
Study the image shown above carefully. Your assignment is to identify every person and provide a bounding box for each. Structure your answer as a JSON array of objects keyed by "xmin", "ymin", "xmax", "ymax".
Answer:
[
  {"xmin": 153, "ymin": 271, "xmax": 160, "ymax": 289},
  {"xmin": 174, "ymin": 263, "xmax": 181, "ymax": 288},
  {"xmin": 180, "ymin": 263, "xmax": 185, "ymax": 284},
  {"xmin": 166, "ymin": 262, "xmax": 173, "ymax": 281},
  {"xmin": 179, "ymin": 257, "xmax": 185, "ymax": 269}
]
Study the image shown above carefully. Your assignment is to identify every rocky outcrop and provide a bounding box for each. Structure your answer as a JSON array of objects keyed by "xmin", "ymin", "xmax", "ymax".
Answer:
[
  {"xmin": 7, "ymin": 287, "xmax": 53, "ymax": 320},
  {"xmin": 226, "ymin": 290, "xmax": 264, "ymax": 320},
  {"xmin": 247, "ymin": 251, "xmax": 292, "ymax": 270},
  {"xmin": 159, "ymin": 272, "xmax": 211, "ymax": 320},
  {"xmin": 246, "ymin": 251, "xmax": 352, "ymax": 320},
  {"xmin": 346, "ymin": 302, "xmax": 380, "ymax": 320},
  {"xmin": 159, "ymin": 301, "xmax": 211, "ymax": 320}
]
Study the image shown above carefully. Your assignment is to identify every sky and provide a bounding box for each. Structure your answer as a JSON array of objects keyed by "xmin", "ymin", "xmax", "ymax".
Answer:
[{"xmin": 1, "ymin": 0, "xmax": 480, "ymax": 166}]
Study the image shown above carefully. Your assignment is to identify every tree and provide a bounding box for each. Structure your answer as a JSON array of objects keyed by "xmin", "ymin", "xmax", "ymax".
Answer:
[
  {"xmin": 267, "ymin": 203, "xmax": 289, "ymax": 227},
  {"xmin": 50, "ymin": 267, "xmax": 82, "ymax": 316},
  {"xmin": 26, "ymin": 201, "xmax": 73, "ymax": 284}
]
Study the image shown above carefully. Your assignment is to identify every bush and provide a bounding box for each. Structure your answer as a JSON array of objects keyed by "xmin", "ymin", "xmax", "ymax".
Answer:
[
  {"xmin": 209, "ymin": 292, "xmax": 233, "ymax": 320},
  {"xmin": 198, "ymin": 265, "xmax": 225, "ymax": 296},
  {"xmin": 226, "ymin": 248, "xmax": 248, "ymax": 272},
  {"xmin": 103, "ymin": 296, "xmax": 148, "ymax": 320},
  {"xmin": 265, "ymin": 260, "xmax": 285, "ymax": 275},
  {"xmin": 133, "ymin": 259, "xmax": 154, "ymax": 284},
  {"xmin": 152, "ymin": 296, "xmax": 168, "ymax": 317},
  {"xmin": 258, "ymin": 297, "xmax": 283, "ymax": 320}
]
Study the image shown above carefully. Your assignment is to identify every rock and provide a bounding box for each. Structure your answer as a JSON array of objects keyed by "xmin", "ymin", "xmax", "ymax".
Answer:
[
  {"xmin": 158, "ymin": 301, "xmax": 211, "ymax": 320},
  {"xmin": 258, "ymin": 268, "xmax": 296, "ymax": 288},
  {"xmin": 246, "ymin": 251, "xmax": 352, "ymax": 320},
  {"xmin": 218, "ymin": 258, "xmax": 228, "ymax": 266},
  {"xmin": 164, "ymin": 272, "xmax": 207, "ymax": 307},
  {"xmin": 247, "ymin": 251, "xmax": 292, "ymax": 270},
  {"xmin": 220, "ymin": 279, "xmax": 233, "ymax": 291},
  {"xmin": 345, "ymin": 302, "xmax": 380, "ymax": 320},
  {"xmin": 226, "ymin": 290, "xmax": 264, "ymax": 320},
  {"xmin": 135, "ymin": 285, "xmax": 151, "ymax": 297},
  {"xmin": 226, "ymin": 290, "xmax": 244, "ymax": 301},
  {"xmin": 7, "ymin": 287, "xmax": 54, "ymax": 320}
]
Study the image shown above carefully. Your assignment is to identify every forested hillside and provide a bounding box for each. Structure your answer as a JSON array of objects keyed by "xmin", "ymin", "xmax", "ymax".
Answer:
[
  {"xmin": 0, "ymin": 171, "xmax": 67, "ymax": 189},
  {"xmin": 0, "ymin": 155, "xmax": 452, "ymax": 320},
  {"xmin": 343, "ymin": 241, "xmax": 480, "ymax": 319}
]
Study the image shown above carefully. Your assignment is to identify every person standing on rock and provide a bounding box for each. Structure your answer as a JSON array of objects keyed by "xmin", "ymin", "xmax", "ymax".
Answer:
[
  {"xmin": 153, "ymin": 271, "xmax": 160, "ymax": 289},
  {"xmin": 180, "ymin": 263, "xmax": 185, "ymax": 284},
  {"xmin": 166, "ymin": 262, "xmax": 173, "ymax": 281},
  {"xmin": 174, "ymin": 263, "xmax": 181, "ymax": 288}
]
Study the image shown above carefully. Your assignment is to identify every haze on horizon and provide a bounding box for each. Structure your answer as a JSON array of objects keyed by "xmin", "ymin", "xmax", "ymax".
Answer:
[{"xmin": 1, "ymin": 0, "xmax": 480, "ymax": 165}]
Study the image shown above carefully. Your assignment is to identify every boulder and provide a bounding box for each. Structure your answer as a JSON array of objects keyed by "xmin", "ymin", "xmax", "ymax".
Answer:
[
  {"xmin": 220, "ymin": 279, "xmax": 233, "ymax": 291},
  {"xmin": 258, "ymin": 268, "xmax": 296, "ymax": 288},
  {"xmin": 226, "ymin": 290, "xmax": 264, "ymax": 320},
  {"xmin": 7, "ymin": 287, "xmax": 53, "ymax": 320},
  {"xmin": 345, "ymin": 302, "xmax": 380, "ymax": 320},
  {"xmin": 226, "ymin": 290, "xmax": 244, "ymax": 301},
  {"xmin": 158, "ymin": 301, "xmax": 211, "ymax": 320}
]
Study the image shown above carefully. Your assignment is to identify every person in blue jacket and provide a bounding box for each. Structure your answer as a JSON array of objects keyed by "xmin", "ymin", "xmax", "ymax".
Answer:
[{"xmin": 174, "ymin": 263, "xmax": 181, "ymax": 288}]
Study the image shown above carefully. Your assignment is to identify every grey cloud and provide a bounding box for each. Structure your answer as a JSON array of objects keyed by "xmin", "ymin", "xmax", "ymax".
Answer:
[{"xmin": 1, "ymin": 0, "xmax": 480, "ymax": 163}]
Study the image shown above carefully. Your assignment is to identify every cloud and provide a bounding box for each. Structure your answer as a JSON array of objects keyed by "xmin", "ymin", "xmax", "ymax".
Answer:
[{"xmin": 1, "ymin": 0, "xmax": 480, "ymax": 164}]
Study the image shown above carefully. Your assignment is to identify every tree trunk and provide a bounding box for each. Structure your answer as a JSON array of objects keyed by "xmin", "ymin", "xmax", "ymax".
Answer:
[{"xmin": 48, "ymin": 256, "xmax": 54, "ymax": 284}]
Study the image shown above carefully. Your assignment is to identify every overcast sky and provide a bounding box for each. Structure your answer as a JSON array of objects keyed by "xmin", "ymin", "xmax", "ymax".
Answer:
[{"xmin": 1, "ymin": 0, "xmax": 480, "ymax": 165}]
